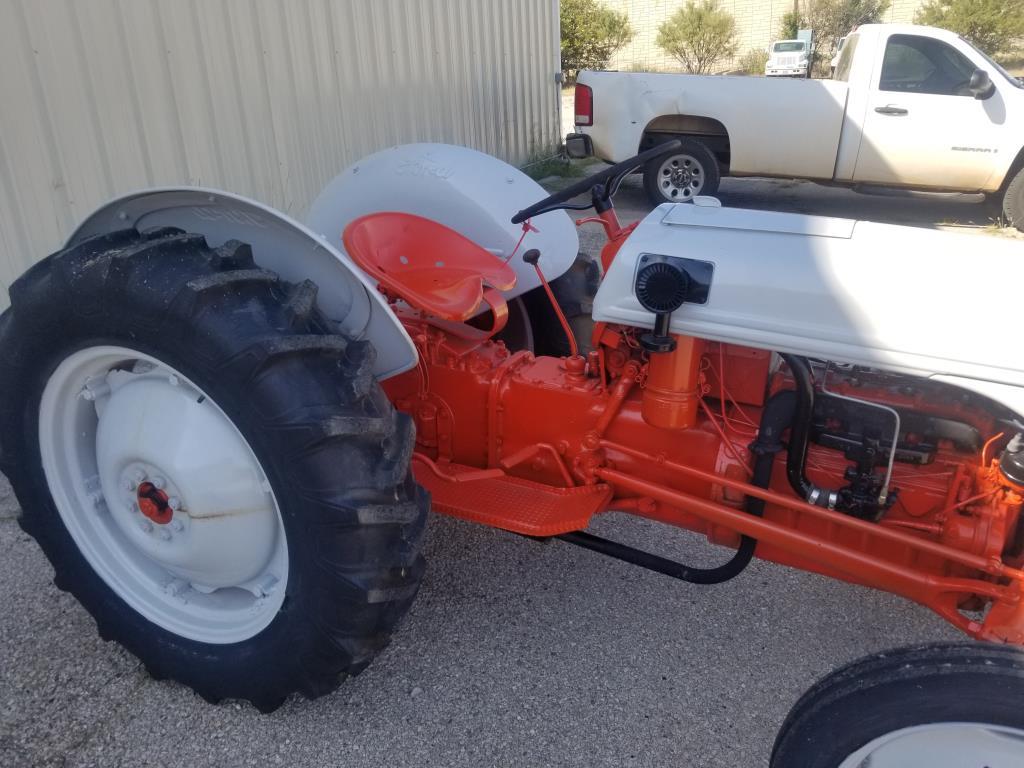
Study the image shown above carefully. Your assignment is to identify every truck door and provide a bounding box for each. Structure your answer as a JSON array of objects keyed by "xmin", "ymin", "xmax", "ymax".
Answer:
[{"xmin": 853, "ymin": 32, "xmax": 1002, "ymax": 190}]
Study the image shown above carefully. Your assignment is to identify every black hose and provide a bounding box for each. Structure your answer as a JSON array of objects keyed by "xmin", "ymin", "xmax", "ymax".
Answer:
[{"xmin": 780, "ymin": 353, "xmax": 838, "ymax": 509}]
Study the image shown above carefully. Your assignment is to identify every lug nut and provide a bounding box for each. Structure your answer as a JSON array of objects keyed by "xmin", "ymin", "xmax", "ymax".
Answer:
[
  {"xmin": 133, "ymin": 469, "xmax": 146, "ymax": 484},
  {"xmin": 167, "ymin": 496, "xmax": 181, "ymax": 511},
  {"xmin": 151, "ymin": 477, "xmax": 166, "ymax": 490},
  {"xmin": 171, "ymin": 518, "xmax": 184, "ymax": 533},
  {"xmin": 123, "ymin": 478, "xmax": 137, "ymax": 492},
  {"xmin": 157, "ymin": 528, "xmax": 171, "ymax": 541},
  {"xmin": 138, "ymin": 519, "xmax": 153, "ymax": 533}
]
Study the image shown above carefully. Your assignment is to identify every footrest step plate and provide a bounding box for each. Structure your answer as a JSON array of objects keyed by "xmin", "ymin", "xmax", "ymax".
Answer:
[{"xmin": 413, "ymin": 458, "xmax": 612, "ymax": 537}]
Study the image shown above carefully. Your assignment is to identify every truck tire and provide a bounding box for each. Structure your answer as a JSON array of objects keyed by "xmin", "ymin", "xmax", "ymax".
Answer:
[
  {"xmin": 771, "ymin": 643, "xmax": 1024, "ymax": 768},
  {"xmin": 1003, "ymin": 165, "xmax": 1024, "ymax": 231},
  {"xmin": 0, "ymin": 227, "xmax": 428, "ymax": 712},
  {"xmin": 643, "ymin": 137, "xmax": 721, "ymax": 206}
]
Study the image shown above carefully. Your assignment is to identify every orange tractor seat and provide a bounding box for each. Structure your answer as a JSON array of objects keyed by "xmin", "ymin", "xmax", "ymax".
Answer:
[{"xmin": 342, "ymin": 213, "xmax": 517, "ymax": 333}]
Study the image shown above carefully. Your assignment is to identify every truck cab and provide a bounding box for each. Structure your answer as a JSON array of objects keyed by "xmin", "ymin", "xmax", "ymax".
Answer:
[{"xmin": 834, "ymin": 25, "xmax": 1024, "ymax": 191}]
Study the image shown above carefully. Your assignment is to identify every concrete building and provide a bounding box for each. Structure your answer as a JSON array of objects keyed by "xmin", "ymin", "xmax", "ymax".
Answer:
[
  {"xmin": 0, "ymin": 0, "xmax": 562, "ymax": 306},
  {"xmin": 604, "ymin": 0, "xmax": 929, "ymax": 72}
]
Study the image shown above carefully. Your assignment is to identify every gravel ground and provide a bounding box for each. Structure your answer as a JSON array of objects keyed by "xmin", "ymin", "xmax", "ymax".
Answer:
[{"xmin": 0, "ymin": 158, "xmax": 1003, "ymax": 768}]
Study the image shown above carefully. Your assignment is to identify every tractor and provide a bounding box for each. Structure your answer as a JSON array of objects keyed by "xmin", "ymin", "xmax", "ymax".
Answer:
[{"xmin": 2, "ymin": 141, "xmax": 1024, "ymax": 766}]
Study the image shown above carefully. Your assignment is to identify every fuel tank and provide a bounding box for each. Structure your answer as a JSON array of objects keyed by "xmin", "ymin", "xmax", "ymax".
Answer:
[{"xmin": 593, "ymin": 200, "xmax": 1024, "ymax": 415}]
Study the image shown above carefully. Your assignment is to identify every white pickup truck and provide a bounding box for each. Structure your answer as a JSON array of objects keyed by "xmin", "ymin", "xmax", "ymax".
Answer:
[{"xmin": 567, "ymin": 24, "xmax": 1024, "ymax": 229}]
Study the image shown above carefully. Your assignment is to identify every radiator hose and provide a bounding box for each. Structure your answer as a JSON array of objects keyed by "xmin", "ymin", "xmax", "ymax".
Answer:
[{"xmin": 779, "ymin": 354, "xmax": 840, "ymax": 509}]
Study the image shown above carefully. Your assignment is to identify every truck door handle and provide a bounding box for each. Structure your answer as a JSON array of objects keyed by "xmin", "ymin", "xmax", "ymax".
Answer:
[{"xmin": 874, "ymin": 105, "xmax": 908, "ymax": 116}]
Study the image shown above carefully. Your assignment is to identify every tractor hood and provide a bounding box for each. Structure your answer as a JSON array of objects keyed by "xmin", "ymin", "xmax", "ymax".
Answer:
[{"xmin": 593, "ymin": 201, "xmax": 1024, "ymax": 416}]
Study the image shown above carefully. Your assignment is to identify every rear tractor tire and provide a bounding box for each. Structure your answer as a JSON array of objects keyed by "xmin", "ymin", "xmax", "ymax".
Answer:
[
  {"xmin": 0, "ymin": 227, "xmax": 428, "ymax": 711},
  {"xmin": 771, "ymin": 642, "xmax": 1024, "ymax": 767}
]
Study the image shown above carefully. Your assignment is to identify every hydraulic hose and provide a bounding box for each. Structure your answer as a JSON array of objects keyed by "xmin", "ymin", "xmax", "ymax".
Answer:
[{"xmin": 779, "ymin": 353, "xmax": 839, "ymax": 509}]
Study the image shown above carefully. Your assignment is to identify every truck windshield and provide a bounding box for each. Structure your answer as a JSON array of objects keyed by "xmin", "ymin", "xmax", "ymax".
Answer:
[
  {"xmin": 960, "ymin": 37, "xmax": 1024, "ymax": 89},
  {"xmin": 773, "ymin": 42, "xmax": 805, "ymax": 53}
]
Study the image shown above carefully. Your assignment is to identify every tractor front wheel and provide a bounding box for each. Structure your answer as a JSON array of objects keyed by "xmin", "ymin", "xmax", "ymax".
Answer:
[
  {"xmin": 771, "ymin": 642, "xmax": 1024, "ymax": 767},
  {"xmin": 0, "ymin": 227, "xmax": 428, "ymax": 711}
]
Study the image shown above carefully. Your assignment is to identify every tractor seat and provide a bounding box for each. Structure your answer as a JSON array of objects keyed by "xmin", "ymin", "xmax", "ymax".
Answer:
[{"xmin": 343, "ymin": 212, "xmax": 517, "ymax": 324}]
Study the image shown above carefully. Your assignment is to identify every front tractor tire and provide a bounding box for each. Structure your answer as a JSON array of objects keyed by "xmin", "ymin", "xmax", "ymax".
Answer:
[
  {"xmin": 771, "ymin": 643, "xmax": 1024, "ymax": 767},
  {"xmin": 0, "ymin": 227, "xmax": 428, "ymax": 711}
]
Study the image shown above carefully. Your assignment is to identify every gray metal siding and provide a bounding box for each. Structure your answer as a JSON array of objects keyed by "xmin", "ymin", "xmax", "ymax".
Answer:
[{"xmin": 0, "ymin": 0, "xmax": 561, "ymax": 304}]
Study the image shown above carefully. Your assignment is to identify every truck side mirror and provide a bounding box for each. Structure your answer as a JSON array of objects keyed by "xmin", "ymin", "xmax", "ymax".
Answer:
[{"xmin": 968, "ymin": 68, "xmax": 995, "ymax": 99}]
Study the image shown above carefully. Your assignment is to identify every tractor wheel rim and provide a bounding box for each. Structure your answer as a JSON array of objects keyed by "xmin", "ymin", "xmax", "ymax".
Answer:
[
  {"xmin": 658, "ymin": 153, "xmax": 705, "ymax": 201},
  {"xmin": 39, "ymin": 345, "xmax": 288, "ymax": 644},
  {"xmin": 837, "ymin": 722, "xmax": 1024, "ymax": 767}
]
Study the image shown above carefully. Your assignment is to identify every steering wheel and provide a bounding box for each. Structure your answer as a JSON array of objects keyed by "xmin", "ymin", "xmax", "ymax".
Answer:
[{"xmin": 511, "ymin": 139, "xmax": 683, "ymax": 224}]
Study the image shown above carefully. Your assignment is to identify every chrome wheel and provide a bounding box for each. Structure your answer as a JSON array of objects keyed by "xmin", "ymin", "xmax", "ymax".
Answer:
[{"xmin": 657, "ymin": 153, "xmax": 705, "ymax": 201}]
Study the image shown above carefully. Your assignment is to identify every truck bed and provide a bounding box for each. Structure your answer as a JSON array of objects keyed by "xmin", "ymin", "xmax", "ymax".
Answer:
[{"xmin": 578, "ymin": 71, "xmax": 850, "ymax": 180}]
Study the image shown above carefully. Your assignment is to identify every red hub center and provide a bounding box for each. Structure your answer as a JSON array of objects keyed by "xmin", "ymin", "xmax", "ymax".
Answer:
[{"xmin": 137, "ymin": 481, "xmax": 173, "ymax": 525}]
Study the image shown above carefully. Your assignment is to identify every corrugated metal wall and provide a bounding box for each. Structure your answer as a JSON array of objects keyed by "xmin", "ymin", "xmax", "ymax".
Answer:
[{"xmin": 0, "ymin": 0, "xmax": 561, "ymax": 305}]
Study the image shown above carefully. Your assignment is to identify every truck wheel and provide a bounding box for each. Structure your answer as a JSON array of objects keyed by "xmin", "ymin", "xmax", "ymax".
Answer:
[
  {"xmin": 0, "ymin": 227, "xmax": 428, "ymax": 712},
  {"xmin": 771, "ymin": 643, "xmax": 1024, "ymax": 768},
  {"xmin": 643, "ymin": 138, "xmax": 721, "ymax": 206},
  {"xmin": 1003, "ymin": 165, "xmax": 1024, "ymax": 231}
]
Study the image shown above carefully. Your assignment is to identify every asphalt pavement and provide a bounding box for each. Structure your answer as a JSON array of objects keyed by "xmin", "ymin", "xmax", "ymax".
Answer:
[{"xmin": 1, "ymin": 466, "xmax": 958, "ymax": 767}]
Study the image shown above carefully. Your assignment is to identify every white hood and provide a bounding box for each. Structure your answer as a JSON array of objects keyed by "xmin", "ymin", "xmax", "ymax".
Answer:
[{"xmin": 594, "ymin": 202, "xmax": 1024, "ymax": 415}]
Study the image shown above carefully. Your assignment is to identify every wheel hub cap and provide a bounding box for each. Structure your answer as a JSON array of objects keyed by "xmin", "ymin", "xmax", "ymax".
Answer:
[
  {"xmin": 659, "ymin": 154, "xmax": 705, "ymax": 201},
  {"xmin": 39, "ymin": 346, "xmax": 288, "ymax": 644},
  {"xmin": 136, "ymin": 481, "xmax": 172, "ymax": 525}
]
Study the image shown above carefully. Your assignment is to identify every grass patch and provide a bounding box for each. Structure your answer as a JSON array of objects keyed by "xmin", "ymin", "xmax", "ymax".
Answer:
[{"xmin": 520, "ymin": 153, "xmax": 592, "ymax": 181}]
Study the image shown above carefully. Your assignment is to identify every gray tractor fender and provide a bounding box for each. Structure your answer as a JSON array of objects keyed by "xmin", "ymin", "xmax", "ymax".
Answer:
[{"xmin": 67, "ymin": 187, "xmax": 418, "ymax": 380}]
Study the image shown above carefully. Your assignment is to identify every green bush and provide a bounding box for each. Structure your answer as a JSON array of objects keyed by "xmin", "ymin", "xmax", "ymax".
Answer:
[
  {"xmin": 779, "ymin": 10, "xmax": 803, "ymax": 41},
  {"xmin": 656, "ymin": 0, "xmax": 739, "ymax": 74},
  {"xmin": 807, "ymin": 0, "xmax": 890, "ymax": 62},
  {"xmin": 915, "ymin": 0, "xmax": 1024, "ymax": 57},
  {"xmin": 561, "ymin": 0, "xmax": 634, "ymax": 81},
  {"xmin": 737, "ymin": 48, "xmax": 770, "ymax": 74}
]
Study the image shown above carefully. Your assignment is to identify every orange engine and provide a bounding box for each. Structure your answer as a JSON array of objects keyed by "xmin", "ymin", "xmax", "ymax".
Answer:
[{"xmin": 343, "ymin": 209, "xmax": 1024, "ymax": 646}]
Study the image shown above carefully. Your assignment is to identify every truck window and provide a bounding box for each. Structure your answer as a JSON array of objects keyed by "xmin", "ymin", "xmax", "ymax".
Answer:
[
  {"xmin": 879, "ymin": 34, "xmax": 977, "ymax": 96},
  {"xmin": 834, "ymin": 34, "xmax": 859, "ymax": 82},
  {"xmin": 773, "ymin": 41, "xmax": 805, "ymax": 53}
]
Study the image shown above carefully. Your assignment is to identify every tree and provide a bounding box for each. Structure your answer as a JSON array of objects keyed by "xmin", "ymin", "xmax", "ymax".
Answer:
[
  {"xmin": 915, "ymin": 0, "xmax": 1024, "ymax": 57},
  {"xmin": 807, "ymin": 0, "xmax": 890, "ymax": 60},
  {"xmin": 780, "ymin": 10, "xmax": 803, "ymax": 40},
  {"xmin": 656, "ymin": 0, "xmax": 739, "ymax": 74},
  {"xmin": 561, "ymin": 0, "xmax": 634, "ymax": 80}
]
